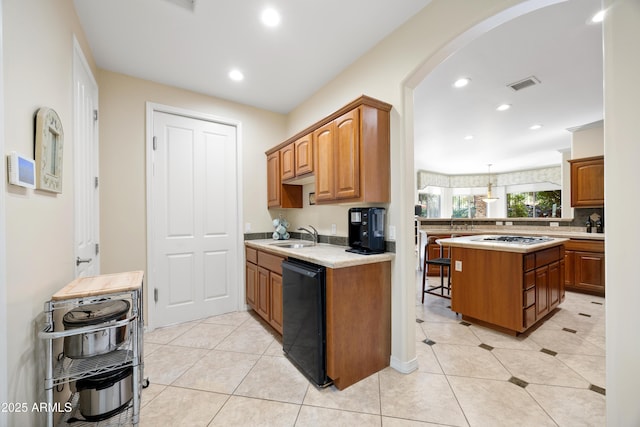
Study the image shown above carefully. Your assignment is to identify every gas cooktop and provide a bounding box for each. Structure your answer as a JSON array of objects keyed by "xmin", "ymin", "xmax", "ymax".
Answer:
[{"xmin": 482, "ymin": 236, "xmax": 553, "ymax": 245}]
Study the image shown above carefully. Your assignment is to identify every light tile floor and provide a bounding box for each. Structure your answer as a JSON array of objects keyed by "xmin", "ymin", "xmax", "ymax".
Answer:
[{"xmin": 140, "ymin": 273, "xmax": 606, "ymax": 426}]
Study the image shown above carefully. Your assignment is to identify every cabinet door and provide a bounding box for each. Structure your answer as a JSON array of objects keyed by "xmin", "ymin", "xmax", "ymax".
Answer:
[
  {"xmin": 294, "ymin": 135, "xmax": 313, "ymax": 176},
  {"xmin": 548, "ymin": 261, "xmax": 561, "ymax": 309},
  {"xmin": 314, "ymin": 122, "xmax": 336, "ymax": 201},
  {"xmin": 280, "ymin": 144, "xmax": 295, "ymax": 181},
  {"xmin": 246, "ymin": 262, "xmax": 258, "ymax": 309},
  {"xmin": 269, "ymin": 273, "xmax": 283, "ymax": 334},
  {"xmin": 564, "ymin": 250, "xmax": 575, "ymax": 286},
  {"xmin": 574, "ymin": 251, "xmax": 605, "ymax": 294},
  {"xmin": 334, "ymin": 108, "xmax": 360, "ymax": 200},
  {"xmin": 266, "ymin": 152, "xmax": 281, "ymax": 207},
  {"xmin": 257, "ymin": 267, "xmax": 270, "ymax": 320},
  {"xmin": 535, "ymin": 266, "xmax": 549, "ymax": 319},
  {"xmin": 570, "ymin": 156, "xmax": 604, "ymax": 207}
]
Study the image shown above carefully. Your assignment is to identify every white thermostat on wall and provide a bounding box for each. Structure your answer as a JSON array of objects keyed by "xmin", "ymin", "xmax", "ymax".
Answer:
[{"xmin": 7, "ymin": 151, "xmax": 36, "ymax": 189}]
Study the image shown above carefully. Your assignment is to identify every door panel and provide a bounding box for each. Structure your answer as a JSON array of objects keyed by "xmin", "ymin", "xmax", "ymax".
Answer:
[
  {"xmin": 152, "ymin": 111, "xmax": 238, "ymax": 327},
  {"xmin": 314, "ymin": 123, "xmax": 335, "ymax": 201},
  {"xmin": 334, "ymin": 109, "xmax": 360, "ymax": 200},
  {"xmin": 73, "ymin": 43, "xmax": 100, "ymax": 278}
]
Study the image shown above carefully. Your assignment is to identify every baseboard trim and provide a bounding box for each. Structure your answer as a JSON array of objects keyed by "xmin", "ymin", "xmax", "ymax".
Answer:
[{"xmin": 390, "ymin": 355, "xmax": 419, "ymax": 374}]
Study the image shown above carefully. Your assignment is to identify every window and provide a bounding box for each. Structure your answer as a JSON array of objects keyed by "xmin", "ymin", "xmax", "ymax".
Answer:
[
  {"xmin": 418, "ymin": 192, "xmax": 441, "ymax": 218},
  {"xmin": 507, "ymin": 190, "xmax": 561, "ymax": 218}
]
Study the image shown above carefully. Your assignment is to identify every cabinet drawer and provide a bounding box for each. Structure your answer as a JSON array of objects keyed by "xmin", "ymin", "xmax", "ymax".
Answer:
[
  {"xmin": 536, "ymin": 247, "xmax": 561, "ymax": 268},
  {"xmin": 258, "ymin": 251, "xmax": 286, "ymax": 273},
  {"xmin": 524, "ymin": 270, "xmax": 535, "ymax": 289},
  {"xmin": 524, "ymin": 254, "xmax": 535, "ymax": 272},
  {"xmin": 524, "ymin": 287, "xmax": 536, "ymax": 308},
  {"xmin": 524, "ymin": 305, "xmax": 536, "ymax": 329},
  {"xmin": 246, "ymin": 247, "xmax": 258, "ymax": 264}
]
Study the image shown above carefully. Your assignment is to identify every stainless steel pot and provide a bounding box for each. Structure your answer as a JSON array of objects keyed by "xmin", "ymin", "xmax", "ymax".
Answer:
[
  {"xmin": 75, "ymin": 365, "xmax": 133, "ymax": 421},
  {"xmin": 63, "ymin": 300, "xmax": 130, "ymax": 359}
]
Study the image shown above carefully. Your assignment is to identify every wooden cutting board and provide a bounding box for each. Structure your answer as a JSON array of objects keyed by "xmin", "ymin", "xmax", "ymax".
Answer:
[{"xmin": 51, "ymin": 271, "xmax": 144, "ymax": 300}]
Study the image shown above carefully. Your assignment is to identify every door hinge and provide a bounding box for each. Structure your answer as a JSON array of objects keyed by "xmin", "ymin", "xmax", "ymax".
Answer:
[
  {"xmin": 154, "ymin": 288, "xmax": 159, "ymax": 303},
  {"xmin": 93, "ymin": 110, "xmax": 98, "ymax": 121},
  {"xmin": 95, "ymin": 243, "xmax": 100, "ymax": 256},
  {"xmin": 94, "ymin": 176, "xmax": 99, "ymax": 188},
  {"xmin": 153, "ymin": 136, "xmax": 158, "ymax": 150}
]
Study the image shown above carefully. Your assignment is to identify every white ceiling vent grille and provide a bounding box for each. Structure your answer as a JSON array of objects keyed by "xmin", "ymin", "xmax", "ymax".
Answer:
[{"xmin": 508, "ymin": 76, "xmax": 541, "ymax": 91}]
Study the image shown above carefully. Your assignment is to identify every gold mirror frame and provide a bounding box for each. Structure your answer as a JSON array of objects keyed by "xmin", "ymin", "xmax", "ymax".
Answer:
[{"xmin": 35, "ymin": 108, "xmax": 64, "ymax": 193}]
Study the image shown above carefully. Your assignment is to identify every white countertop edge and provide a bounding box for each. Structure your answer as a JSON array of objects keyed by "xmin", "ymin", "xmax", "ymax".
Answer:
[
  {"xmin": 436, "ymin": 235, "xmax": 568, "ymax": 253},
  {"xmin": 245, "ymin": 239, "xmax": 395, "ymax": 269}
]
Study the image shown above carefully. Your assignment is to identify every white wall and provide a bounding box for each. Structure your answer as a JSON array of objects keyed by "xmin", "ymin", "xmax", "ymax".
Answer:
[
  {"xmin": 2, "ymin": 1, "xmax": 95, "ymax": 425},
  {"xmin": 0, "ymin": 1, "xmax": 8, "ymax": 425},
  {"xmin": 571, "ymin": 121, "xmax": 604, "ymax": 158},
  {"xmin": 603, "ymin": 0, "xmax": 640, "ymax": 423}
]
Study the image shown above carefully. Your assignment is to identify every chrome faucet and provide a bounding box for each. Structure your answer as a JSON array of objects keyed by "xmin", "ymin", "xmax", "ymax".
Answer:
[{"xmin": 298, "ymin": 225, "xmax": 319, "ymax": 245}]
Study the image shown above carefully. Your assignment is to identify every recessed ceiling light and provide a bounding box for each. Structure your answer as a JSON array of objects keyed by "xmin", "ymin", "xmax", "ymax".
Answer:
[
  {"xmin": 229, "ymin": 69, "xmax": 244, "ymax": 81},
  {"xmin": 496, "ymin": 104, "xmax": 511, "ymax": 112},
  {"xmin": 261, "ymin": 8, "xmax": 281, "ymax": 27},
  {"xmin": 529, "ymin": 124, "xmax": 543, "ymax": 130},
  {"xmin": 453, "ymin": 77, "xmax": 471, "ymax": 88},
  {"xmin": 463, "ymin": 135, "xmax": 473, "ymax": 140},
  {"xmin": 591, "ymin": 10, "xmax": 605, "ymax": 23}
]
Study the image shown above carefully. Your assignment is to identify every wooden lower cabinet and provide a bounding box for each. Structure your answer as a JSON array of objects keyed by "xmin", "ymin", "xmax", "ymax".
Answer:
[
  {"xmin": 269, "ymin": 272, "xmax": 283, "ymax": 334},
  {"xmin": 564, "ymin": 239, "xmax": 605, "ymax": 296},
  {"xmin": 245, "ymin": 247, "xmax": 285, "ymax": 334},
  {"xmin": 326, "ymin": 261, "xmax": 391, "ymax": 390}
]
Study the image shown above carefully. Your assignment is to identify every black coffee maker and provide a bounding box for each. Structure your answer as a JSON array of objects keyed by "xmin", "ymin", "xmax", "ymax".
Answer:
[{"xmin": 346, "ymin": 207, "xmax": 386, "ymax": 254}]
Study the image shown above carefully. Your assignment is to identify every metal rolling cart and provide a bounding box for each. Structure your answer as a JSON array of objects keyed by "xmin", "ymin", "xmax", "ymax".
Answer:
[{"xmin": 39, "ymin": 271, "xmax": 147, "ymax": 426}]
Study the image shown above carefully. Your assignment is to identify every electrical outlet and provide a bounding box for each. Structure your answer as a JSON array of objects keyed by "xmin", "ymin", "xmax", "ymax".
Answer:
[
  {"xmin": 455, "ymin": 260, "xmax": 462, "ymax": 272},
  {"xmin": 495, "ymin": 221, "xmax": 503, "ymax": 226},
  {"xmin": 244, "ymin": 223, "xmax": 251, "ymax": 232},
  {"xmin": 505, "ymin": 221, "xmax": 513, "ymax": 226},
  {"xmin": 550, "ymin": 222, "xmax": 559, "ymax": 227},
  {"xmin": 388, "ymin": 225, "xmax": 396, "ymax": 240},
  {"xmin": 331, "ymin": 224, "xmax": 337, "ymax": 235}
]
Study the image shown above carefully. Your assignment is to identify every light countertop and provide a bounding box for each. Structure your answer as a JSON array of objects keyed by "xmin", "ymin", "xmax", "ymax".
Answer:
[
  {"xmin": 245, "ymin": 239, "xmax": 394, "ymax": 269},
  {"xmin": 437, "ymin": 235, "xmax": 568, "ymax": 253}
]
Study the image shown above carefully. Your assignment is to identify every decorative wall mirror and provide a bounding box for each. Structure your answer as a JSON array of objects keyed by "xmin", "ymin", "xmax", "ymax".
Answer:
[{"xmin": 35, "ymin": 107, "xmax": 64, "ymax": 193}]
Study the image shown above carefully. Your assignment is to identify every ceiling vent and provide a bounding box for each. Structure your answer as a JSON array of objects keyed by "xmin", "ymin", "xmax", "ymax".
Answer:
[{"xmin": 508, "ymin": 76, "xmax": 541, "ymax": 91}]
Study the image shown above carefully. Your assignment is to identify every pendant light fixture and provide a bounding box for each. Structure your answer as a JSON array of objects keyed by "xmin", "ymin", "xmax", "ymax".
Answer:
[{"xmin": 482, "ymin": 164, "xmax": 499, "ymax": 203}]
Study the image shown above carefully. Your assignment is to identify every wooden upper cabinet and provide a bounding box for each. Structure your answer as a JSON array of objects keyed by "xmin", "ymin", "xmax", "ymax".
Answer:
[
  {"xmin": 267, "ymin": 150, "xmax": 302, "ymax": 208},
  {"xmin": 280, "ymin": 144, "xmax": 295, "ymax": 181},
  {"xmin": 266, "ymin": 151, "xmax": 281, "ymax": 207},
  {"xmin": 314, "ymin": 123, "xmax": 336, "ymax": 201},
  {"xmin": 294, "ymin": 134, "xmax": 313, "ymax": 176},
  {"xmin": 312, "ymin": 99, "xmax": 390, "ymax": 204},
  {"xmin": 334, "ymin": 109, "xmax": 361, "ymax": 200},
  {"xmin": 266, "ymin": 95, "xmax": 391, "ymax": 206},
  {"xmin": 569, "ymin": 156, "xmax": 604, "ymax": 207}
]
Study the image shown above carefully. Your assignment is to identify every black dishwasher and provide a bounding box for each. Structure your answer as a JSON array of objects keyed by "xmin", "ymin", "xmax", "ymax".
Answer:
[{"xmin": 282, "ymin": 258, "xmax": 332, "ymax": 387}]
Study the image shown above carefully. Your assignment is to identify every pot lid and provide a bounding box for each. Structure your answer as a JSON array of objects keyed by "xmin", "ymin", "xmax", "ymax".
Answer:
[{"xmin": 63, "ymin": 300, "xmax": 130, "ymax": 327}]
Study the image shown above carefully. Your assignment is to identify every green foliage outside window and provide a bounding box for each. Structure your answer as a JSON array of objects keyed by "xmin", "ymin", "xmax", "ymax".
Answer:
[{"xmin": 507, "ymin": 190, "xmax": 561, "ymax": 218}]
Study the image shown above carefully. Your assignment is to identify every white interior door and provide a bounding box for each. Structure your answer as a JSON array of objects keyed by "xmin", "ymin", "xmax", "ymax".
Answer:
[
  {"xmin": 73, "ymin": 38, "xmax": 100, "ymax": 278},
  {"xmin": 150, "ymin": 111, "xmax": 238, "ymax": 327}
]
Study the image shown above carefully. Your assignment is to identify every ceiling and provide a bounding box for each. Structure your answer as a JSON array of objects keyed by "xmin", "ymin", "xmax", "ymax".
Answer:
[
  {"xmin": 73, "ymin": 0, "xmax": 431, "ymax": 114},
  {"xmin": 74, "ymin": 0, "xmax": 603, "ymax": 177},
  {"xmin": 414, "ymin": 0, "xmax": 604, "ymax": 175}
]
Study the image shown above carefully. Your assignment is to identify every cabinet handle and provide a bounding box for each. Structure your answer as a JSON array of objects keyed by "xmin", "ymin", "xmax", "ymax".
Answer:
[{"xmin": 76, "ymin": 257, "xmax": 92, "ymax": 266}]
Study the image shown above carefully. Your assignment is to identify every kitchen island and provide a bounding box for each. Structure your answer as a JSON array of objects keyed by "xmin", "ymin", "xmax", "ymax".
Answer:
[{"xmin": 438, "ymin": 235, "xmax": 567, "ymax": 335}]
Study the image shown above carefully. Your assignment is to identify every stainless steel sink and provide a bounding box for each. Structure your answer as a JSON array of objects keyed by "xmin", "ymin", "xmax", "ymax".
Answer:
[{"xmin": 270, "ymin": 241, "xmax": 314, "ymax": 248}]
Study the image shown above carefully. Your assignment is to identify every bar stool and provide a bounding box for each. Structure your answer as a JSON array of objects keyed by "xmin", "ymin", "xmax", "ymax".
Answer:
[{"xmin": 422, "ymin": 240, "xmax": 451, "ymax": 302}]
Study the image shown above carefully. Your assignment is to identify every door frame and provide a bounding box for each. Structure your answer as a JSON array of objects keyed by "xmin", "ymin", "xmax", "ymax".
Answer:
[
  {"xmin": 145, "ymin": 102, "xmax": 244, "ymax": 331},
  {"xmin": 72, "ymin": 35, "xmax": 100, "ymax": 277}
]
